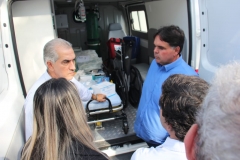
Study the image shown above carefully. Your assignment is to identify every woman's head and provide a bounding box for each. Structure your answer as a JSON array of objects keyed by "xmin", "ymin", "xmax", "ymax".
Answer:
[
  {"xmin": 33, "ymin": 78, "xmax": 88, "ymax": 141},
  {"xmin": 22, "ymin": 78, "xmax": 105, "ymax": 160}
]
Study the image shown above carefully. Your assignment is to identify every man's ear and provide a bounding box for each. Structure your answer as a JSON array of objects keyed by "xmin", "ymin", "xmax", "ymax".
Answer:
[
  {"xmin": 184, "ymin": 124, "xmax": 198, "ymax": 160},
  {"xmin": 174, "ymin": 46, "xmax": 180, "ymax": 56},
  {"xmin": 47, "ymin": 61, "xmax": 54, "ymax": 71}
]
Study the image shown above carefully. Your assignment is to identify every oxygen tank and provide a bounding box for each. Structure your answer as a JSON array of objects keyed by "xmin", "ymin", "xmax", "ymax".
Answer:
[
  {"xmin": 86, "ymin": 10, "xmax": 101, "ymax": 57},
  {"xmin": 86, "ymin": 11, "xmax": 99, "ymax": 40}
]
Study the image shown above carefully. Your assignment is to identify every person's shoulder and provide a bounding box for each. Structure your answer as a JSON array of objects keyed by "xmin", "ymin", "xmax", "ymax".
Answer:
[
  {"xmin": 131, "ymin": 147, "xmax": 158, "ymax": 160},
  {"xmin": 25, "ymin": 72, "xmax": 49, "ymax": 100},
  {"xmin": 182, "ymin": 64, "xmax": 198, "ymax": 75},
  {"xmin": 176, "ymin": 59, "xmax": 198, "ymax": 75},
  {"xmin": 71, "ymin": 140, "xmax": 108, "ymax": 159}
]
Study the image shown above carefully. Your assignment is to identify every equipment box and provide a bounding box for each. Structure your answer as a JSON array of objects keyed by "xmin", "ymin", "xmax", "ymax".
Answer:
[{"xmin": 91, "ymin": 81, "xmax": 116, "ymax": 97}]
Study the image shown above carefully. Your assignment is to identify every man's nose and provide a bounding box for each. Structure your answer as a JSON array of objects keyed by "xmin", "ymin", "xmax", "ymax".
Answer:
[
  {"xmin": 154, "ymin": 46, "xmax": 158, "ymax": 53},
  {"xmin": 69, "ymin": 60, "xmax": 76, "ymax": 71}
]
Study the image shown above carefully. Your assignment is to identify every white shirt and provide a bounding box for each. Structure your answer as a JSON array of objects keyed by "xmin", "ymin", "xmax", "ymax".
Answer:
[
  {"xmin": 131, "ymin": 137, "xmax": 187, "ymax": 160},
  {"xmin": 24, "ymin": 71, "xmax": 92, "ymax": 141}
]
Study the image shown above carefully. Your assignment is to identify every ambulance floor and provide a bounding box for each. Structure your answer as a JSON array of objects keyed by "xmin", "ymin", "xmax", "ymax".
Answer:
[{"xmin": 88, "ymin": 103, "xmax": 141, "ymax": 148}]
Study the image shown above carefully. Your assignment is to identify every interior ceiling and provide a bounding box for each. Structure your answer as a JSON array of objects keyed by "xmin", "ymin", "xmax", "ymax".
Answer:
[
  {"xmin": 54, "ymin": 0, "xmax": 125, "ymax": 7},
  {"xmin": 54, "ymin": 0, "xmax": 113, "ymax": 1},
  {"xmin": 53, "ymin": 0, "xmax": 161, "ymax": 7},
  {"xmin": 54, "ymin": 0, "xmax": 129, "ymax": 3},
  {"xmin": 54, "ymin": 0, "xmax": 157, "ymax": 6}
]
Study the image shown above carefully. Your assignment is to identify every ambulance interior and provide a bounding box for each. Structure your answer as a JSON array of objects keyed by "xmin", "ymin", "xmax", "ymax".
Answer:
[{"xmin": 2, "ymin": 0, "xmax": 240, "ymax": 159}]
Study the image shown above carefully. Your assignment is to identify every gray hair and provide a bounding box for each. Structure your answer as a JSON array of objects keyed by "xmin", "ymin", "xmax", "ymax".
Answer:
[
  {"xmin": 196, "ymin": 62, "xmax": 240, "ymax": 160},
  {"xmin": 43, "ymin": 38, "xmax": 72, "ymax": 66}
]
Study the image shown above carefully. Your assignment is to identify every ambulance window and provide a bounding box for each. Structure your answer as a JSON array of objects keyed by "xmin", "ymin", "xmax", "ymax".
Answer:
[
  {"xmin": 128, "ymin": 5, "xmax": 148, "ymax": 39},
  {"xmin": 130, "ymin": 10, "xmax": 147, "ymax": 33}
]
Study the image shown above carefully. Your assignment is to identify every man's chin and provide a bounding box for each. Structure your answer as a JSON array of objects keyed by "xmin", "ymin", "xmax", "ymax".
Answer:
[
  {"xmin": 66, "ymin": 75, "xmax": 74, "ymax": 81},
  {"xmin": 68, "ymin": 76, "xmax": 74, "ymax": 81},
  {"xmin": 155, "ymin": 58, "xmax": 161, "ymax": 64}
]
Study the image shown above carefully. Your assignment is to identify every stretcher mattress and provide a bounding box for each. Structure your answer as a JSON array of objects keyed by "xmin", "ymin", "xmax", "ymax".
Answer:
[{"xmin": 82, "ymin": 93, "xmax": 122, "ymax": 110}]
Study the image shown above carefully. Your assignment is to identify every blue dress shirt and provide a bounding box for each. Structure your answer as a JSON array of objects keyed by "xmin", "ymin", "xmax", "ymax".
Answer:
[{"xmin": 134, "ymin": 56, "xmax": 198, "ymax": 145}]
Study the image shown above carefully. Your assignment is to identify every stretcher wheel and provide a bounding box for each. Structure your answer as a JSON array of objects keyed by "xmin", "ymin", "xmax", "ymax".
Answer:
[{"xmin": 122, "ymin": 121, "xmax": 129, "ymax": 134}]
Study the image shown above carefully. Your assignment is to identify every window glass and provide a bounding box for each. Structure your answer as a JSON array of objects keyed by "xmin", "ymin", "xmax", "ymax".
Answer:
[
  {"xmin": 131, "ymin": 11, "xmax": 140, "ymax": 31},
  {"xmin": 138, "ymin": 11, "xmax": 147, "ymax": 32},
  {"xmin": 130, "ymin": 10, "xmax": 147, "ymax": 33}
]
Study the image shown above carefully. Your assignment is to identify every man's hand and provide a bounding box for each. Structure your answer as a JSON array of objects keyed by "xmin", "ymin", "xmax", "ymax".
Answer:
[{"xmin": 92, "ymin": 94, "xmax": 106, "ymax": 102}]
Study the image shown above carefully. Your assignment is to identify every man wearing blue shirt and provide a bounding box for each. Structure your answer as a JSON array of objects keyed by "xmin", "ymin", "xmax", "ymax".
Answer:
[{"xmin": 134, "ymin": 25, "xmax": 198, "ymax": 147}]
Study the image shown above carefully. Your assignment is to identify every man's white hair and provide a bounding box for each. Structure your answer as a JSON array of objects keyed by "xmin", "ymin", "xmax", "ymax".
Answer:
[
  {"xmin": 43, "ymin": 38, "xmax": 72, "ymax": 66},
  {"xmin": 196, "ymin": 62, "xmax": 240, "ymax": 160}
]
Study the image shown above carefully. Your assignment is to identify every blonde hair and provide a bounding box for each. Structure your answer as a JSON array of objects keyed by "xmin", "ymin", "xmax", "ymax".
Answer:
[{"xmin": 21, "ymin": 78, "xmax": 108, "ymax": 160}]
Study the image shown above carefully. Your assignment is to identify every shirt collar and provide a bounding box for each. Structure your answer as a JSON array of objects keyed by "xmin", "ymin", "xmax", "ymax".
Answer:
[
  {"xmin": 44, "ymin": 70, "xmax": 52, "ymax": 80},
  {"xmin": 159, "ymin": 56, "xmax": 183, "ymax": 72},
  {"xmin": 157, "ymin": 137, "xmax": 186, "ymax": 153}
]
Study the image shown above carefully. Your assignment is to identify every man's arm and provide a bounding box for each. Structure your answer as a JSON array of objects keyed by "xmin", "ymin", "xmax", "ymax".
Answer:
[{"xmin": 71, "ymin": 78, "xmax": 106, "ymax": 102}]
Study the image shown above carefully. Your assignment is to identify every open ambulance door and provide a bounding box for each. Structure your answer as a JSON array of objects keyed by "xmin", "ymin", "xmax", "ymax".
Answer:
[{"xmin": 198, "ymin": 0, "xmax": 240, "ymax": 83}]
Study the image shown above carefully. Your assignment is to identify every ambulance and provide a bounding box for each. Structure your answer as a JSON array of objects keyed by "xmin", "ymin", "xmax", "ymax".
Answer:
[{"xmin": 1, "ymin": 0, "xmax": 239, "ymax": 159}]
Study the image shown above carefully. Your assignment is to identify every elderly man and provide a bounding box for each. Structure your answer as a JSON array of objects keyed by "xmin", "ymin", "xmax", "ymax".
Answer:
[
  {"xmin": 134, "ymin": 25, "xmax": 198, "ymax": 147},
  {"xmin": 185, "ymin": 62, "xmax": 240, "ymax": 160},
  {"xmin": 24, "ymin": 38, "xmax": 106, "ymax": 141},
  {"xmin": 131, "ymin": 74, "xmax": 209, "ymax": 160}
]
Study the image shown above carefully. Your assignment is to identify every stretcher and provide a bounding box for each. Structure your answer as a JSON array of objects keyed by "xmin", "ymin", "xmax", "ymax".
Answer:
[
  {"xmin": 82, "ymin": 93, "xmax": 129, "ymax": 134},
  {"xmin": 76, "ymin": 49, "xmax": 129, "ymax": 134}
]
